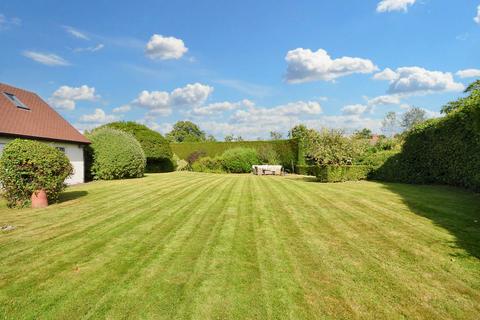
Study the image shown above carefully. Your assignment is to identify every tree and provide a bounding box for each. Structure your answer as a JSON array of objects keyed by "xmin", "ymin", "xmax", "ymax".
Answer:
[
  {"xmin": 270, "ymin": 131, "xmax": 283, "ymax": 140},
  {"xmin": 353, "ymin": 128, "xmax": 373, "ymax": 139},
  {"xmin": 441, "ymin": 79, "xmax": 480, "ymax": 114},
  {"xmin": 166, "ymin": 121, "xmax": 206, "ymax": 143},
  {"xmin": 206, "ymin": 134, "xmax": 217, "ymax": 142},
  {"xmin": 401, "ymin": 107, "xmax": 427, "ymax": 130},
  {"xmin": 224, "ymin": 134, "xmax": 234, "ymax": 142},
  {"xmin": 381, "ymin": 112, "xmax": 399, "ymax": 137}
]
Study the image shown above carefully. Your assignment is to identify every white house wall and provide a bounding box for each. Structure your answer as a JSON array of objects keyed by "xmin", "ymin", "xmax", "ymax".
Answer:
[{"xmin": 0, "ymin": 137, "xmax": 85, "ymax": 185}]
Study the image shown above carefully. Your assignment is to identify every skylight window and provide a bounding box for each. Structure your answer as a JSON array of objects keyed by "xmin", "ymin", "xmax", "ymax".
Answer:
[{"xmin": 3, "ymin": 92, "xmax": 30, "ymax": 110}]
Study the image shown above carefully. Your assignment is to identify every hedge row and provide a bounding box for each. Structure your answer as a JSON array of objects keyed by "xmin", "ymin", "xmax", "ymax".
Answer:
[
  {"xmin": 171, "ymin": 139, "xmax": 299, "ymax": 170},
  {"xmin": 370, "ymin": 101, "xmax": 480, "ymax": 191},
  {"xmin": 294, "ymin": 165, "xmax": 317, "ymax": 176},
  {"xmin": 315, "ymin": 165, "xmax": 370, "ymax": 183}
]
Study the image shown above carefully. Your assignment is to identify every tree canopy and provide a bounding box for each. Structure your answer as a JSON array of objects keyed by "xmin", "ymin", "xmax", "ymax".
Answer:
[{"xmin": 167, "ymin": 121, "xmax": 206, "ymax": 143}]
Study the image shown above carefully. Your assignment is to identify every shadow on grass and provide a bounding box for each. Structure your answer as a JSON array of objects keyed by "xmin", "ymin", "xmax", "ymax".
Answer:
[
  {"xmin": 377, "ymin": 181, "xmax": 480, "ymax": 259},
  {"xmin": 58, "ymin": 190, "xmax": 88, "ymax": 203}
]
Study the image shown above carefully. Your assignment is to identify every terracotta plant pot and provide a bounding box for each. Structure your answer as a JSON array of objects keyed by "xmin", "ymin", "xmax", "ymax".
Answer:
[{"xmin": 31, "ymin": 190, "xmax": 48, "ymax": 208}]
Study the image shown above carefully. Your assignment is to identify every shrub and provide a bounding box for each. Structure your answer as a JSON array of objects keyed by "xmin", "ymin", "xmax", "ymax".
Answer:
[
  {"xmin": 186, "ymin": 150, "xmax": 207, "ymax": 165},
  {"xmin": 172, "ymin": 154, "xmax": 189, "ymax": 171},
  {"xmin": 192, "ymin": 156, "xmax": 224, "ymax": 173},
  {"xmin": 0, "ymin": 139, "xmax": 73, "ymax": 208},
  {"xmin": 295, "ymin": 165, "xmax": 317, "ymax": 176},
  {"xmin": 98, "ymin": 121, "xmax": 174, "ymax": 172},
  {"xmin": 257, "ymin": 145, "xmax": 280, "ymax": 164},
  {"xmin": 221, "ymin": 147, "xmax": 259, "ymax": 173},
  {"xmin": 86, "ymin": 128, "xmax": 146, "ymax": 180},
  {"xmin": 315, "ymin": 165, "xmax": 370, "ymax": 183}
]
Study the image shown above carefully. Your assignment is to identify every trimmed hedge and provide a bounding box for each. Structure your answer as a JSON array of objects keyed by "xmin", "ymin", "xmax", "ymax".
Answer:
[
  {"xmin": 98, "ymin": 121, "xmax": 174, "ymax": 172},
  {"xmin": 295, "ymin": 165, "xmax": 318, "ymax": 176},
  {"xmin": 171, "ymin": 139, "xmax": 299, "ymax": 171},
  {"xmin": 191, "ymin": 156, "xmax": 224, "ymax": 173},
  {"xmin": 370, "ymin": 100, "xmax": 480, "ymax": 191},
  {"xmin": 0, "ymin": 139, "xmax": 73, "ymax": 208},
  {"xmin": 86, "ymin": 128, "xmax": 146, "ymax": 180},
  {"xmin": 315, "ymin": 165, "xmax": 370, "ymax": 183}
]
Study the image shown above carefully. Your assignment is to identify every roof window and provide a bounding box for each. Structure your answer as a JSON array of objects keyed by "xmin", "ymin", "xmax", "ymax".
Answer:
[{"xmin": 3, "ymin": 92, "xmax": 30, "ymax": 110}]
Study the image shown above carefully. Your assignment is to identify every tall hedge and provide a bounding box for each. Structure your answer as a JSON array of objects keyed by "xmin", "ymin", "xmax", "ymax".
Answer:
[
  {"xmin": 0, "ymin": 139, "xmax": 73, "ymax": 207},
  {"xmin": 98, "ymin": 121, "xmax": 174, "ymax": 172},
  {"xmin": 371, "ymin": 100, "xmax": 480, "ymax": 191},
  {"xmin": 86, "ymin": 128, "xmax": 146, "ymax": 180},
  {"xmin": 171, "ymin": 139, "xmax": 299, "ymax": 170}
]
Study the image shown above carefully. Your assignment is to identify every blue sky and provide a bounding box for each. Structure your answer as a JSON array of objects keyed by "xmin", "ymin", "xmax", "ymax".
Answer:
[{"xmin": 1, "ymin": 0, "xmax": 479, "ymax": 139}]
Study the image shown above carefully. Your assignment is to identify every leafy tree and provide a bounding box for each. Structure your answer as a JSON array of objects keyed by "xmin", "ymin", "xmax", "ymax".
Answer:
[
  {"xmin": 270, "ymin": 131, "xmax": 283, "ymax": 140},
  {"xmin": 166, "ymin": 121, "xmax": 206, "ymax": 143},
  {"xmin": 224, "ymin": 134, "xmax": 234, "ymax": 142},
  {"xmin": 206, "ymin": 134, "xmax": 217, "ymax": 142},
  {"xmin": 441, "ymin": 79, "xmax": 480, "ymax": 114},
  {"xmin": 288, "ymin": 124, "xmax": 309, "ymax": 140},
  {"xmin": 401, "ymin": 107, "xmax": 427, "ymax": 130},
  {"xmin": 98, "ymin": 121, "xmax": 173, "ymax": 172},
  {"xmin": 353, "ymin": 128, "xmax": 373, "ymax": 139},
  {"xmin": 381, "ymin": 112, "xmax": 399, "ymax": 137}
]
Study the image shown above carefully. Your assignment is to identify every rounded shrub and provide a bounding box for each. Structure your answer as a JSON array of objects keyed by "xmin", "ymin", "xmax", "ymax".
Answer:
[
  {"xmin": 191, "ymin": 156, "xmax": 224, "ymax": 173},
  {"xmin": 86, "ymin": 128, "xmax": 146, "ymax": 180},
  {"xmin": 221, "ymin": 147, "xmax": 259, "ymax": 173},
  {"xmin": 0, "ymin": 139, "xmax": 73, "ymax": 208},
  {"xmin": 98, "ymin": 121, "xmax": 174, "ymax": 172}
]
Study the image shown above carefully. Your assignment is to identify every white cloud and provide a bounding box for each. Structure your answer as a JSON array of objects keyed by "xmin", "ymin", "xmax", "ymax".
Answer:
[
  {"xmin": 170, "ymin": 83, "xmax": 213, "ymax": 107},
  {"xmin": 474, "ymin": 5, "xmax": 480, "ymax": 24},
  {"xmin": 456, "ymin": 69, "xmax": 480, "ymax": 79},
  {"xmin": 73, "ymin": 44, "xmax": 104, "ymax": 53},
  {"xmin": 79, "ymin": 108, "xmax": 119, "ymax": 123},
  {"xmin": 373, "ymin": 67, "xmax": 464, "ymax": 95},
  {"xmin": 113, "ymin": 105, "xmax": 131, "ymax": 113},
  {"xmin": 191, "ymin": 100, "xmax": 251, "ymax": 116},
  {"xmin": 215, "ymin": 79, "xmax": 273, "ymax": 97},
  {"xmin": 145, "ymin": 34, "xmax": 188, "ymax": 60},
  {"xmin": 22, "ymin": 51, "xmax": 70, "ymax": 66},
  {"xmin": 342, "ymin": 104, "xmax": 368, "ymax": 115},
  {"xmin": 367, "ymin": 94, "xmax": 401, "ymax": 106},
  {"xmin": 376, "ymin": 0, "xmax": 416, "ymax": 13},
  {"xmin": 63, "ymin": 26, "xmax": 89, "ymax": 40},
  {"xmin": 49, "ymin": 85, "xmax": 98, "ymax": 110},
  {"xmin": 285, "ymin": 48, "xmax": 377, "ymax": 83},
  {"xmin": 133, "ymin": 83, "xmax": 213, "ymax": 117},
  {"xmin": 373, "ymin": 68, "xmax": 397, "ymax": 81},
  {"xmin": 0, "ymin": 14, "xmax": 21, "ymax": 30}
]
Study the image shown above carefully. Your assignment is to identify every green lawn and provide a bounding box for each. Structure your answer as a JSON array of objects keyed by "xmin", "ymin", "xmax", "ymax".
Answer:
[{"xmin": 1, "ymin": 172, "xmax": 479, "ymax": 319}]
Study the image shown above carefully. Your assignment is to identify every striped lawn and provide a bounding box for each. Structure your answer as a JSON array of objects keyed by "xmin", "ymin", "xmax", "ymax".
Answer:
[{"xmin": 0, "ymin": 172, "xmax": 479, "ymax": 319}]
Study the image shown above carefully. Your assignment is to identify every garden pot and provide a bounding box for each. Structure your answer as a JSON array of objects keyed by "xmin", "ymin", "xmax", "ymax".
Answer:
[{"xmin": 31, "ymin": 190, "xmax": 48, "ymax": 208}]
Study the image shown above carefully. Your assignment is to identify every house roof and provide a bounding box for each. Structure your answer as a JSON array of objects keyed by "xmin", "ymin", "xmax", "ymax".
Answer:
[{"xmin": 0, "ymin": 83, "xmax": 90, "ymax": 144}]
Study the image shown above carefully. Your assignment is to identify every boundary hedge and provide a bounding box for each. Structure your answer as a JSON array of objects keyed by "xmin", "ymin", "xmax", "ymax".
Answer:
[
  {"xmin": 316, "ymin": 165, "xmax": 370, "ymax": 183},
  {"xmin": 370, "ymin": 101, "xmax": 480, "ymax": 191},
  {"xmin": 171, "ymin": 139, "xmax": 299, "ymax": 171}
]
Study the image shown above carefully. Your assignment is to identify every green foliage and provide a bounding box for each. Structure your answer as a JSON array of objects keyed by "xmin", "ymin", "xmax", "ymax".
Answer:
[
  {"xmin": 441, "ymin": 80, "xmax": 480, "ymax": 114},
  {"xmin": 257, "ymin": 145, "xmax": 280, "ymax": 164},
  {"xmin": 371, "ymin": 90, "xmax": 480, "ymax": 191},
  {"xmin": 171, "ymin": 139, "xmax": 299, "ymax": 170},
  {"xmin": 98, "ymin": 121, "xmax": 174, "ymax": 172},
  {"xmin": 270, "ymin": 131, "xmax": 283, "ymax": 140},
  {"xmin": 294, "ymin": 165, "xmax": 318, "ymax": 176},
  {"xmin": 315, "ymin": 165, "xmax": 370, "ymax": 183},
  {"xmin": 353, "ymin": 128, "xmax": 373, "ymax": 139},
  {"xmin": 306, "ymin": 129, "xmax": 368, "ymax": 166},
  {"xmin": 186, "ymin": 150, "xmax": 207, "ymax": 165},
  {"xmin": 172, "ymin": 154, "xmax": 189, "ymax": 171},
  {"xmin": 191, "ymin": 156, "xmax": 224, "ymax": 173},
  {"xmin": 400, "ymin": 107, "xmax": 427, "ymax": 130},
  {"xmin": 0, "ymin": 139, "xmax": 73, "ymax": 208},
  {"xmin": 86, "ymin": 128, "xmax": 146, "ymax": 180},
  {"xmin": 166, "ymin": 121, "xmax": 206, "ymax": 143},
  {"xmin": 221, "ymin": 147, "xmax": 259, "ymax": 173}
]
